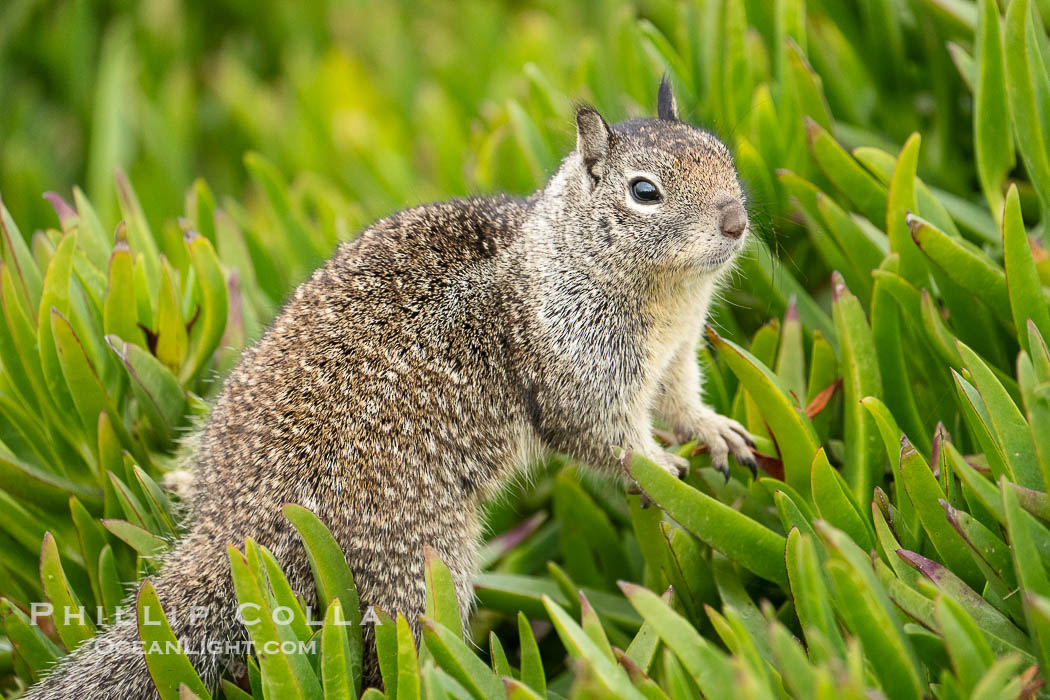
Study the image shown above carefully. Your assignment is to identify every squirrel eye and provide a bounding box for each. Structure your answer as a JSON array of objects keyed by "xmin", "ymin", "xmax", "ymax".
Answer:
[{"xmin": 630, "ymin": 178, "xmax": 662, "ymax": 204}]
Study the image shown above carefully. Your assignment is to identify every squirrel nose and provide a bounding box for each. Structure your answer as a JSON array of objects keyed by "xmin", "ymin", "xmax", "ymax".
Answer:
[{"xmin": 719, "ymin": 202, "xmax": 747, "ymax": 239}]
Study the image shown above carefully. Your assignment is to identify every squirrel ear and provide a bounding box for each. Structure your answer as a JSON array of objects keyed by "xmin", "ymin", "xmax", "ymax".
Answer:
[
  {"xmin": 575, "ymin": 106, "xmax": 611, "ymax": 183},
  {"xmin": 657, "ymin": 76, "xmax": 678, "ymax": 121}
]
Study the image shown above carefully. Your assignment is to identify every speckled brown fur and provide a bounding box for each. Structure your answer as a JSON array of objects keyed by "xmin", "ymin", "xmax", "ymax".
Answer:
[{"xmin": 24, "ymin": 79, "xmax": 754, "ymax": 698}]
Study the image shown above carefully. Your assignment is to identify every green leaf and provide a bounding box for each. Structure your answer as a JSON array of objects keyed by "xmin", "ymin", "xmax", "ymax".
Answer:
[
  {"xmin": 706, "ymin": 327, "xmax": 820, "ymax": 494},
  {"xmin": 832, "ymin": 272, "xmax": 884, "ymax": 504},
  {"xmin": 1002, "ymin": 481, "xmax": 1050, "ymax": 672},
  {"xmin": 769, "ymin": 620, "xmax": 815, "ymax": 699},
  {"xmin": 257, "ymin": 545, "xmax": 312, "ymax": 643},
  {"xmin": 109, "ymin": 468, "xmax": 158, "ymax": 532},
  {"xmin": 899, "ymin": 439, "xmax": 984, "ymax": 588},
  {"xmin": 618, "ymin": 583, "xmax": 733, "ymax": 698},
  {"xmin": 957, "ymin": 341, "xmax": 1043, "ymax": 489},
  {"xmin": 423, "ymin": 546, "xmax": 461, "ymax": 635},
  {"xmin": 810, "ymin": 448, "xmax": 874, "ymax": 551},
  {"xmin": 1, "ymin": 598, "xmax": 62, "ymax": 681},
  {"xmin": 396, "ymin": 613, "xmax": 420, "ymax": 700},
  {"xmin": 886, "ymin": 133, "xmax": 926, "ymax": 285},
  {"xmin": 804, "ymin": 119, "xmax": 887, "ymax": 225},
  {"xmin": 502, "ymin": 678, "xmax": 545, "ymax": 700},
  {"xmin": 51, "ymin": 308, "xmax": 117, "ymax": 440},
  {"xmin": 1018, "ymin": 330, "xmax": 1050, "ymax": 493},
  {"xmin": 816, "ymin": 191, "xmax": 886, "ymax": 280},
  {"xmin": 0, "ymin": 452, "xmax": 98, "ymax": 513},
  {"xmin": 806, "ymin": 330, "xmax": 839, "ymax": 441},
  {"xmin": 773, "ymin": 489, "xmax": 820, "ymax": 544},
  {"xmin": 908, "ymin": 214, "xmax": 1012, "ymax": 323},
  {"xmin": 975, "ymin": 0, "xmax": 1016, "ymax": 220},
  {"xmin": 282, "ymin": 504, "xmax": 363, "ymax": 686},
  {"xmin": 971, "ymin": 653, "xmax": 1026, "ymax": 700},
  {"xmin": 70, "ymin": 496, "xmax": 107, "ymax": 605},
  {"xmin": 181, "ymin": 231, "xmax": 228, "ymax": 382},
  {"xmin": 1004, "ymin": 0, "xmax": 1050, "ymax": 216},
  {"xmin": 0, "ymin": 196, "xmax": 43, "ymax": 311},
  {"xmin": 374, "ymin": 610, "xmax": 398, "ymax": 698},
  {"xmin": 37, "ymin": 233, "xmax": 78, "ymax": 425},
  {"xmin": 580, "ymin": 591, "xmax": 615, "ymax": 664},
  {"xmin": 154, "ymin": 260, "xmax": 187, "ymax": 374},
  {"xmin": 321, "ymin": 600, "xmax": 359, "ymax": 700},
  {"xmin": 488, "ymin": 631, "xmax": 512, "ymax": 679},
  {"xmin": 188, "ymin": 179, "xmax": 217, "ymax": 246},
  {"xmin": 102, "ymin": 519, "xmax": 167, "ymax": 558},
  {"xmin": 228, "ymin": 544, "xmax": 323, "ymax": 700},
  {"xmin": 106, "ymin": 334, "xmax": 186, "ymax": 442},
  {"xmin": 623, "ymin": 610, "xmax": 662, "ymax": 676},
  {"xmin": 104, "ymin": 241, "xmax": 145, "ymax": 348},
  {"xmin": 517, "ymin": 611, "xmax": 545, "ymax": 696},
  {"xmin": 553, "ymin": 466, "xmax": 628, "ymax": 589},
  {"xmin": 898, "ymin": 550, "xmax": 1030, "ymax": 653},
  {"xmin": 855, "ymin": 146, "xmax": 964, "ymax": 239},
  {"xmin": 774, "ymin": 299, "xmax": 806, "ymax": 404},
  {"xmin": 506, "ymin": 100, "xmax": 555, "ymax": 186},
  {"xmin": 137, "ymin": 579, "xmax": 212, "ymax": 700},
  {"xmin": 870, "ymin": 262, "xmax": 931, "ymax": 456},
  {"xmin": 39, "ymin": 532, "xmax": 94, "ymax": 650},
  {"xmin": 735, "ymin": 238, "xmax": 836, "ymax": 344},
  {"xmin": 420, "ymin": 617, "xmax": 504, "ymax": 700},
  {"xmin": 220, "ymin": 681, "xmax": 254, "ymax": 700},
  {"xmin": 115, "ymin": 169, "xmax": 162, "ymax": 295},
  {"xmin": 625, "ymin": 451, "xmax": 787, "ymax": 586},
  {"xmin": 131, "ymin": 465, "xmax": 177, "ymax": 536},
  {"xmin": 97, "ymin": 545, "xmax": 124, "ymax": 622},
  {"xmin": 1003, "ymin": 185, "xmax": 1050, "ymax": 353},
  {"xmin": 786, "ymin": 42, "xmax": 833, "ymax": 132},
  {"xmin": 785, "ymin": 529, "xmax": 846, "ymax": 661},
  {"xmin": 819, "ymin": 523, "xmax": 923, "ymax": 700}
]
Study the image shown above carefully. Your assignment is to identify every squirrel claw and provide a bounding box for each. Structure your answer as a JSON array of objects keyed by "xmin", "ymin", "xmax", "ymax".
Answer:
[
  {"xmin": 714, "ymin": 459, "xmax": 731, "ymax": 484},
  {"xmin": 739, "ymin": 455, "xmax": 758, "ymax": 479}
]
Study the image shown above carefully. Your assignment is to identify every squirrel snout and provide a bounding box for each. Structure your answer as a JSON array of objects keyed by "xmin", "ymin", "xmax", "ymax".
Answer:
[{"xmin": 719, "ymin": 201, "xmax": 747, "ymax": 239}]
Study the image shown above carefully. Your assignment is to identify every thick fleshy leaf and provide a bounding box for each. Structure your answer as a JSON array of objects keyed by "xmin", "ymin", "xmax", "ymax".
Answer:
[
  {"xmin": 228, "ymin": 544, "xmax": 322, "ymax": 700},
  {"xmin": 819, "ymin": 523, "xmax": 924, "ymax": 700},
  {"xmin": 517, "ymin": 611, "xmax": 545, "ymax": 696},
  {"xmin": 705, "ymin": 327, "xmax": 820, "ymax": 493},
  {"xmin": 832, "ymin": 272, "xmax": 883, "ymax": 504},
  {"xmin": 420, "ymin": 617, "xmax": 503, "ymax": 700},
  {"xmin": 625, "ymin": 451, "xmax": 787, "ymax": 586},
  {"xmin": 39, "ymin": 532, "xmax": 94, "ymax": 650},
  {"xmin": 958, "ymin": 341, "xmax": 1043, "ymax": 489},
  {"xmin": 137, "ymin": 578, "xmax": 212, "ymax": 700},
  {"xmin": 181, "ymin": 230, "xmax": 228, "ymax": 382},
  {"xmin": 1004, "ymin": 0, "xmax": 1050, "ymax": 216},
  {"xmin": 618, "ymin": 583, "xmax": 734, "ymax": 698},
  {"xmin": 1003, "ymin": 185, "xmax": 1050, "ymax": 353},
  {"xmin": 974, "ymin": 0, "xmax": 1016, "ymax": 221},
  {"xmin": 282, "ymin": 504, "xmax": 362, "ymax": 689}
]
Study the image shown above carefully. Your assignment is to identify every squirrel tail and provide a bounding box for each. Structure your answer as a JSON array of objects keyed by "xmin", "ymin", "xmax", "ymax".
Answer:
[{"xmin": 24, "ymin": 533, "xmax": 240, "ymax": 700}]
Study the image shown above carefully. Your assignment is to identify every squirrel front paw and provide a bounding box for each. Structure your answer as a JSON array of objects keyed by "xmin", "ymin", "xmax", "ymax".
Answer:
[
  {"xmin": 650, "ymin": 449, "xmax": 689, "ymax": 479},
  {"xmin": 677, "ymin": 411, "xmax": 756, "ymax": 482}
]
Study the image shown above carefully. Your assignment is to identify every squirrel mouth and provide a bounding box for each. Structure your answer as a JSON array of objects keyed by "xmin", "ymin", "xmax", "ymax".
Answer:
[{"xmin": 708, "ymin": 248, "xmax": 740, "ymax": 267}]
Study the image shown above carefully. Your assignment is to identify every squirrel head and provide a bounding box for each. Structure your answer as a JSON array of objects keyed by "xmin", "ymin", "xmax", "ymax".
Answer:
[{"xmin": 548, "ymin": 78, "xmax": 748, "ymax": 278}]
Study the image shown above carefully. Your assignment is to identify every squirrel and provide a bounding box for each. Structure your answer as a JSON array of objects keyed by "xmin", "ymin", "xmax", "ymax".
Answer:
[{"xmin": 23, "ymin": 78, "xmax": 755, "ymax": 698}]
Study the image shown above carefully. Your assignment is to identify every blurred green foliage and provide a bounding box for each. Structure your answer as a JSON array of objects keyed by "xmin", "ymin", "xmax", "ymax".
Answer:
[
  {"xmin": 3, "ymin": 0, "xmax": 676, "ymax": 237},
  {"xmin": 3, "ymin": 0, "xmax": 1050, "ymax": 698}
]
